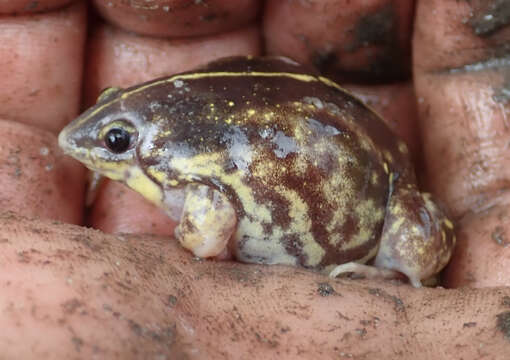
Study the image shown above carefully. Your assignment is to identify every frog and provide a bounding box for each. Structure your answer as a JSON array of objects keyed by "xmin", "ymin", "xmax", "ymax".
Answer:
[{"xmin": 58, "ymin": 56, "xmax": 455, "ymax": 287}]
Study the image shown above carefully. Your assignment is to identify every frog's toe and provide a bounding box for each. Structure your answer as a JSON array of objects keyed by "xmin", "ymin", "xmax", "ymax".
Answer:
[
  {"xmin": 85, "ymin": 171, "xmax": 105, "ymax": 207},
  {"xmin": 375, "ymin": 188, "xmax": 456, "ymax": 287},
  {"xmin": 328, "ymin": 262, "xmax": 403, "ymax": 282}
]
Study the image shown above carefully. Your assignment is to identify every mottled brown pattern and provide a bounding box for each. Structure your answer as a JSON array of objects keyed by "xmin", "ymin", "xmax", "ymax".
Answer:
[
  {"xmin": 71, "ymin": 58, "xmax": 400, "ymax": 268},
  {"xmin": 60, "ymin": 57, "xmax": 455, "ymax": 280}
]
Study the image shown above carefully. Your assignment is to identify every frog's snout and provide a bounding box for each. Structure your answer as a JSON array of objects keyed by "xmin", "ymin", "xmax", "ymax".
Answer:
[
  {"xmin": 57, "ymin": 127, "xmax": 71, "ymax": 154},
  {"xmin": 58, "ymin": 125, "xmax": 87, "ymax": 159}
]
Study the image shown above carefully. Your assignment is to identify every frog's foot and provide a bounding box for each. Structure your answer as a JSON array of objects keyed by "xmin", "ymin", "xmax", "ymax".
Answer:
[
  {"xmin": 174, "ymin": 183, "xmax": 236, "ymax": 258},
  {"xmin": 374, "ymin": 185, "xmax": 456, "ymax": 288},
  {"xmin": 328, "ymin": 262, "xmax": 405, "ymax": 283}
]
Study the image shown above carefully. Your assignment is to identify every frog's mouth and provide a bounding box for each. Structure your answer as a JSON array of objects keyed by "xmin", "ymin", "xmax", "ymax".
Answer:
[
  {"xmin": 59, "ymin": 128, "xmax": 119, "ymax": 180},
  {"xmin": 58, "ymin": 128, "xmax": 88, "ymax": 163},
  {"xmin": 59, "ymin": 129, "xmax": 96, "ymax": 171},
  {"xmin": 58, "ymin": 126, "xmax": 84, "ymax": 156}
]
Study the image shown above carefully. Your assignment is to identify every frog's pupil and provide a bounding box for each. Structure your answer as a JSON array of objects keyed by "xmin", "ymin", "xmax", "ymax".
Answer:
[{"xmin": 105, "ymin": 128, "xmax": 130, "ymax": 153}]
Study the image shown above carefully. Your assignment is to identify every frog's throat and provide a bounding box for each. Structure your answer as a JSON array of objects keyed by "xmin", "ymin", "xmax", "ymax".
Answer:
[
  {"xmin": 90, "ymin": 159, "xmax": 164, "ymax": 208},
  {"xmin": 123, "ymin": 166, "xmax": 164, "ymax": 208}
]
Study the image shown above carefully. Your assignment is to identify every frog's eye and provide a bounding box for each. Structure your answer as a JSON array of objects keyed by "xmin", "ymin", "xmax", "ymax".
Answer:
[
  {"xmin": 104, "ymin": 127, "xmax": 131, "ymax": 153},
  {"xmin": 98, "ymin": 120, "xmax": 137, "ymax": 153}
]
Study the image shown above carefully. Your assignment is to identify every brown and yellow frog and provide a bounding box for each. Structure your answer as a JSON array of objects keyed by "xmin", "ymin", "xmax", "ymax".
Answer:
[{"xmin": 58, "ymin": 56, "xmax": 455, "ymax": 287}]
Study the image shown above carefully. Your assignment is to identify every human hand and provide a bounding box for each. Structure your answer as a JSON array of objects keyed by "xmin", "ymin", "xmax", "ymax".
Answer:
[{"xmin": 0, "ymin": 0, "xmax": 509, "ymax": 358}]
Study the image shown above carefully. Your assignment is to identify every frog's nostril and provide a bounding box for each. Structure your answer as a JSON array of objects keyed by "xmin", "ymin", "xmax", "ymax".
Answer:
[{"xmin": 58, "ymin": 127, "xmax": 81, "ymax": 156}]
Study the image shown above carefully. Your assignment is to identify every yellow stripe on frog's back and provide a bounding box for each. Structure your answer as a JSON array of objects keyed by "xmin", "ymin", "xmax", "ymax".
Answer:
[{"xmin": 69, "ymin": 71, "xmax": 362, "ymax": 134}]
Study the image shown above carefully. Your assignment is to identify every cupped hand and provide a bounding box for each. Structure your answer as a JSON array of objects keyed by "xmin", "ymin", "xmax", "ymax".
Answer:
[{"xmin": 0, "ymin": 0, "xmax": 509, "ymax": 359}]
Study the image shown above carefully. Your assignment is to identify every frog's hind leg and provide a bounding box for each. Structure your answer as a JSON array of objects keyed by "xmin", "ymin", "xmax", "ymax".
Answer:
[
  {"xmin": 329, "ymin": 183, "xmax": 455, "ymax": 288},
  {"xmin": 372, "ymin": 183, "xmax": 456, "ymax": 288},
  {"xmin": 174, "ymin": 183, "xmax": 237, "ymax": 259}
]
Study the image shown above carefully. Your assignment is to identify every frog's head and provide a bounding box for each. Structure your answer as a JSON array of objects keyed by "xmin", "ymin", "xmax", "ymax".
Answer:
[
  {"xmin": 58, "ymin": 87, "xmax": 142, "ymax": 179},
  {"xmin": 58, "ymin": 86, "xmax": 165, "ymax": 207}
]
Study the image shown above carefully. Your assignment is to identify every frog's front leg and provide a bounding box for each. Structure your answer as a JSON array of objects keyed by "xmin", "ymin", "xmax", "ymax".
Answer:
[
  {"xmin": 85, "ymin": 171, "xmax": 105, "ymax": 206},
  {"xmin": 174, "ymin": 183, "xmax": 236, "ymax": 259},
  {"xmin": 330, "ymin": 180, "xmax": 456, "ymax": 288}
]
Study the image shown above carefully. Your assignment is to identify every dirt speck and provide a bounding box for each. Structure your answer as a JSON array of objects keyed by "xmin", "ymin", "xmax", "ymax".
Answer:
[
  {"xmin": 254, "ymin": 331, "xmax": 279, "ymax": 348},
  {"xmin": 17, "ymin": 250, "xmax": 32, "ymax": 264},
  {"xmin": 165, "ymin": 295, "xmax": 178, "ymax": 308},
  {"xmin": 71, "ymin": 234, "xmax": 103, "ymax": 252},
  {"xmin": 311, "ymin": 3, "xmax": 409, "ymax": 81},
  {"xmin": 355, "ymin": 327, "xmax": 368, "ymax": 339},
  {"xmin": 492, "ymin": 76, "xmax": 510, "ymax": 104},
  {"xmin": 491, "ymin": 225, "xmax": 510, "ymax": 247},
  {"xmin": 147, "ymin": 325, "xmax": 177, "ymax": 344},
  {"xmin": 71, "ymin": 336, "xmax": 84, "ymax": 352},
  {"xmin": 61, "ymin": 298, "xmax": 84, "ymax": 315},
  {"xmin": 222, "ymin": 266, "xmax": 264, "ymax": 286},
  {"xmin": 317, "ymin": 282, "xmax": 337, "ymax": 297},
  {"xmin": 0, "ymin": 211, "xmax": 20, "ymax": 221},
  {"xmin": 337, "ymin": 311, "xmax": 352, "ymax": 321},
  {"xmin": 463, "ymin": 322, "xmax": 477, "ymax": 328},
  {"xmin": 5, "ymin": 148, "xmax": 22, "ymax": 178},
  {"xmin": 312, "ymin": 51, "xmax": 338, "ymax": 74},
  {"xmin": 469, "ymin": 0, "xmax": 510, "ymax": 37},
  {"xmin": 19, "ymin": 1, "xmax": 40, "ymax": 11},
  {"xmin": 200, "ymin": 12, "xmax": 222, "ymax": 22},
  {"xmin": 128, "ymin": 319, "xmax": 144, "ymax": 337},
  {"xmin": 502, "ymin": 296, "xmax": 510, "ymax": 307},
  {"xmin": 496, "ymin": 311, "xmax": 510, "ymax": 341},
  {"xmin": 280, "ymin": 326, "xmax": 291, "ymax": 333},
  {"xmin": 368, "ymin": 287, "xmax": 405, "ymax": 313},
  {"xmin": 352, "ymin": 4, "xmax": 395, "ymax": 49},
  {"xmin": 360, "ymin": 317, "xmax": 380, "ymax": 329},
  {"xmin": 127, "ymin": 318, "xmax": 177, "ymax": 345}
]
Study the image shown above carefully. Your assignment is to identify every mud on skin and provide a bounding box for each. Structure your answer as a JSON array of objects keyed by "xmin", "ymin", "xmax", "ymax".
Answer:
[
  {"xmin": 467, "ymin": 0, "xmax": 510, "ymax": 37},
  {"xmin": 0, "ymin": 213, "xmax": 197, "ymax": 357},
  {"xmin": 497, "ymin": 311, "xmax": 510, "ymax": 341},
  {"xmin": 2, "ymin": 213, "xmax": 510, "ymax": 357},
  {"xmin": 311, "ymin": 2, "xmax": 410, "ymax": 82}
]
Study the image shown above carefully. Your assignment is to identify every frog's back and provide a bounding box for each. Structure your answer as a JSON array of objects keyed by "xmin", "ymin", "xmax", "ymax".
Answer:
[{"xmin": 132, "ymin": 56, "xmax": 413, "ymax": 269}]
